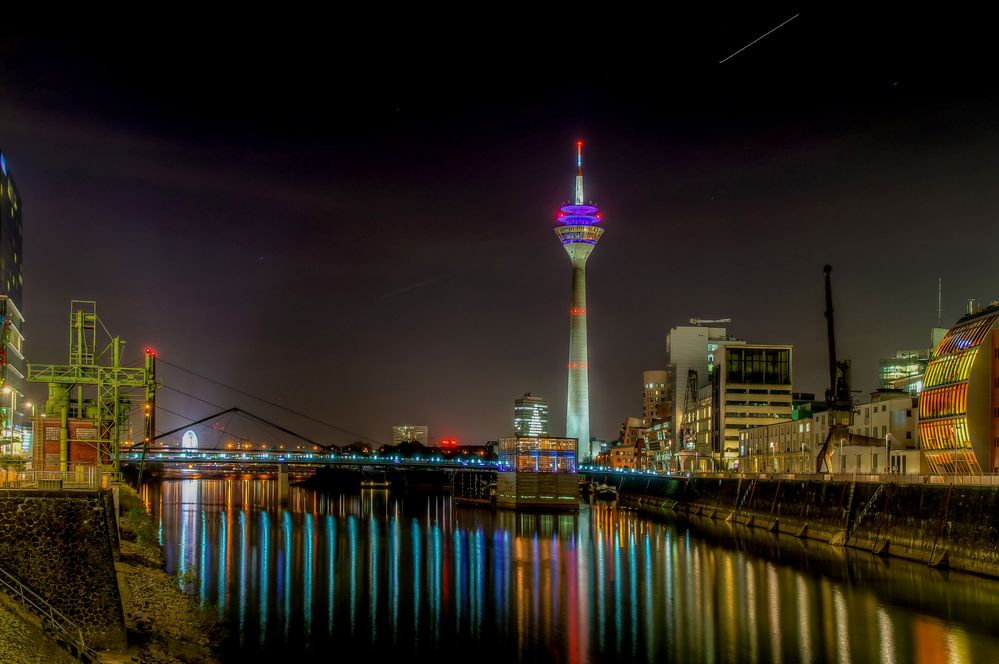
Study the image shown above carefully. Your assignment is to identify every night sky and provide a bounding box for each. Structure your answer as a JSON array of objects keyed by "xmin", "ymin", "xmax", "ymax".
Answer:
[{"xmin": 1, "ymin": 13, "xmax": 996, "ymax": 446}]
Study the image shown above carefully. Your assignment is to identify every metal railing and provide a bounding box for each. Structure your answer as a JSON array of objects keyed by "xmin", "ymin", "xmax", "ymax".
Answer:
[
  {"xmin": 582, "ymin": 466, "xmax": 999, "ymax": 487},
  {"xmin": 0, "ymin": 469, "xmax": 110, "ymax": 491},
  {"xmin": 0, "ymin": 564, "xmax": 99, "ymax": 662}
]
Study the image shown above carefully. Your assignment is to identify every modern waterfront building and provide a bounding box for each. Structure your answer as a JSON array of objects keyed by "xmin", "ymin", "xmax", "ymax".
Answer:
[
  {"xmin": 514, "ymin": 393, "xmax": 549, "ymax": 437},
  {"xmin": 495, "ymin": 436, "xmax": 578, "ymax": 509},
  {"xmin": 917, "ymin": 303, "xmax": 999, "ymax": 474},
  {"xmin": 554, "ymin": 140, "xmax": 604, "ymax": 462},
  {"xmin": 713, "ymin": 343, "xmax": 794, "ymax": 466},
  {"xmin": 666, "ymin": 324, "xmax": 743, "ymax": 445},
  {"xmin": 880, "ymin": 349, "xmax": 930, "ymax": 393},
  {"xmin": 391, "ymin": 425, "xmax": 429, "ymax": 446},
  {"xmin": 0, "ymin": 148, "xmax": 25, "ymax": 456}
]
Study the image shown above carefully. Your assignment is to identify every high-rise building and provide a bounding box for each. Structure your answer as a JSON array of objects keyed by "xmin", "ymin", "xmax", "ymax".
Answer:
[
  {"xmin": 0, "ymin": 148, "xmax": 25, "ymax": 456},
  {"xmin": 713, "ymin": 344, "xmax": 793, "ymax": 466},
  {"xmin": 391, "ymin": 425, "xmax": 428, "ymax": 446},
  {"xmin": 554, "ymin": 140, "xmax": 604, "ymax": 461},
  {"xmin": 514, "ymin": 393, "xmax": 549, "ymax": 437}
]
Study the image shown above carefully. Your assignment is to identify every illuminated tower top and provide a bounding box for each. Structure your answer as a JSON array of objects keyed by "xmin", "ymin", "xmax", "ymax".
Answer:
[{"xmin": 555, "ymin": 140, "xmax": 604, "ymax": 260}]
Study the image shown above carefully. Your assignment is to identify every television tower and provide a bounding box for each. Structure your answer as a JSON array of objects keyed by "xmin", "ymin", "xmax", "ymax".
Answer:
[{"xmin": 554, "ymin": 140, "xmax": 604, "ymax": 461}]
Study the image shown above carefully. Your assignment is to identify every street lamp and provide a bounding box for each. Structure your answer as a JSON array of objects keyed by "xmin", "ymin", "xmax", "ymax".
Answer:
[{"xmin": 2, "ymin": 386, "xmax": 11, "ymax": 445}]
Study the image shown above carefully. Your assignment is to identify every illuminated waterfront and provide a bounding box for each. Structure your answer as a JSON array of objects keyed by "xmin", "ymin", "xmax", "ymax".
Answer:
[{"xmin": 142, "ymin": 479, "xmax": 999, "ymax": 662}]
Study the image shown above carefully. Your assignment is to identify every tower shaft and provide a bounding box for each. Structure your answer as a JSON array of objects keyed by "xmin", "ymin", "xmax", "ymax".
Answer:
[{"xmin": 566, "ymin": 263, "xmax": 590, "ymax": 459}]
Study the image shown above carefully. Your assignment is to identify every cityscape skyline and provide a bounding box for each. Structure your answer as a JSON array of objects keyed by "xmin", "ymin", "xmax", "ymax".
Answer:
[{"xmin": 1, "ymin": 22, "xmax": 998, "ymax": 446}]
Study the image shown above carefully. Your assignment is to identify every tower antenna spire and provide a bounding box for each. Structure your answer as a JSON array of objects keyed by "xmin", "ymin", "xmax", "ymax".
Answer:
[
  {"xmin": 938, "ymin": 277, "xmax": 943, "ymax": 326},
  {"xmin": 574, "ymin": 139, "xmax": 584, "ymax": 205}
]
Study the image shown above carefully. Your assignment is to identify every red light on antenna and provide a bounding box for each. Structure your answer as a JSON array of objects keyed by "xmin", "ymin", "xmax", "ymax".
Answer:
[
  {"xmin": 144, "ymin": 347, "xmax": 157, "ymax": 356},
  {"xmin": 576, "ymin": 139, "xmax": 583, "ymax": 148}
]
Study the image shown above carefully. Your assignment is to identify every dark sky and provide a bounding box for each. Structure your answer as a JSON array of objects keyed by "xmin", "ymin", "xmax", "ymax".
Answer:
[{"xmin": 2, "ymin": 12, "xmax": 998, "ymax": 446}]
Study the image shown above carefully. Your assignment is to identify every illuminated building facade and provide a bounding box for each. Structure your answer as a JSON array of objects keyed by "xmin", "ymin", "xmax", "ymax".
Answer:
[
  {"xmin": 741, "ymin": 391, "xmax": 918, "ymax": 473},
  {"xmin": 555, "ymin": 140, "xmax": 604, "ymax": 461},
  {"xmin": 514, "ymin": 393, "xmax": 549, "ymax": 437},
  {"xmin": 918, "ymin": 304, "xmax": 999, "ymax": 474},
  {"xmin": 0, "ymin": 148, "xmax": 25, "ymax": 455},
  {"xmin": 878, "ymin": 329, "xmax": 947, "ymax": 396},
  {"xmin": 642, "ymin": 370, "xmax": 670, "ymax": 422},
  {"xmin": 391, "ymin": 425, "xmax": 428, "ymax": 446},
  {"xmin": 495, "ymin": 436, "xmax": 577, "ymax": 509}
]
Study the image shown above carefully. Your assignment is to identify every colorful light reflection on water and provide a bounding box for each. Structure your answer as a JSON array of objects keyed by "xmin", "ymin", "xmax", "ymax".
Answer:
[{"xmin": 143, "ymin": 479, "xmax": 999, "ymax": 663}]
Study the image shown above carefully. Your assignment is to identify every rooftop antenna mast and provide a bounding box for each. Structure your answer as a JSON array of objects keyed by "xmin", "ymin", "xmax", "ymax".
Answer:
[
  {"xmin": 938, "ymin": 278, "xmax": 942, "ymax": 327},
  {"xmin": 574, "ymin": 140, "xmax": 584, "ymax": 205}
]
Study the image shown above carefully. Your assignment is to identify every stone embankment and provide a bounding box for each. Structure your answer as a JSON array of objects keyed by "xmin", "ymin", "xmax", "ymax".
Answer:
[
  {"xmin": 590, "ymin": 473, "xmax": 999, "ymax": 578},
  {"xmin": 0, "ymin": 489, "xmax": 125, "ymax": 650}
]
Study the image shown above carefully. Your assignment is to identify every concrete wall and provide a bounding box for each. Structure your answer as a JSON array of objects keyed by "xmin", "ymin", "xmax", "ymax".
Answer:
[
  {"xmin": 590, "ymin": 472, "xmax": 999, "ymax": 578},
  {"xmin": 0, "ymin": 490, "xmax": 126, "ymax": 649},
  {"xmin": 496, "ymin": 473, "xmax": 578, "ymax": 510}
]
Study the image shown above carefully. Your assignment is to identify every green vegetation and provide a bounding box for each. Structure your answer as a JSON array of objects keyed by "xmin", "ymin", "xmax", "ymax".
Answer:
[
  {"xmin": 173, "ymin": 567, "xmax": 199, "ymax": 594},
  {"xmin": 123, "ymin": 507, "xmax": 160, "ymax": 548}
]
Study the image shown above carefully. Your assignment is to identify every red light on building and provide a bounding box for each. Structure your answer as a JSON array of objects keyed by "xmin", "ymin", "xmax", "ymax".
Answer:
[{"xmin": 440, "ymin": 438, "xmax": 458, "ymax": 448}]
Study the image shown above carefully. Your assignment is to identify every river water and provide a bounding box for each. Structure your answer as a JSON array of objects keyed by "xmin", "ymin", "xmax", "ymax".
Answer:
[{"xmin": 141, "ymin": 478, "xmax": 999, "ymax": 663}]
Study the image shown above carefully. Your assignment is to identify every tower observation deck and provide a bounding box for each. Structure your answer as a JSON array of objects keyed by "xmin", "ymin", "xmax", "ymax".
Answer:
[{"xmin": 554, "ymin": 140, "xmax": 604, "ymax": 461}]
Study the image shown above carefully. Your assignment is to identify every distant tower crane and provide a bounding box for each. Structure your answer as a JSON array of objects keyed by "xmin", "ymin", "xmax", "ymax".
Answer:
[{"xmin": 816, "ymin": 265, "xmax": 854, "ymax": 472}]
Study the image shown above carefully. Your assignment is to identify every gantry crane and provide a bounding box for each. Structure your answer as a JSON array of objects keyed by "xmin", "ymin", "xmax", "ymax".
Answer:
[{"xmin": 27, "ymin": 300, "xmax": 157, "ymax": 477}]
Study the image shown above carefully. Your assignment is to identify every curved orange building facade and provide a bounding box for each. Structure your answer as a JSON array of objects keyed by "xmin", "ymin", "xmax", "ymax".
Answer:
[{"xmin": 918, "ymin": 305, "xmax": 999, "ymax": 474}]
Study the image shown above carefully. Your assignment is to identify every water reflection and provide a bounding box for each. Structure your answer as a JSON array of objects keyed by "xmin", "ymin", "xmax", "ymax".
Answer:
[{"xmin": 144, "ymin": 479, "xmax": 999, "ymax": 663}]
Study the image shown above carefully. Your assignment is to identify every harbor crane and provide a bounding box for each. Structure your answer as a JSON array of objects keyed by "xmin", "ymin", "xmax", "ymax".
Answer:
[{"xmin": 816, "ymin": 265, "xmax": 854, "ymax": 472}]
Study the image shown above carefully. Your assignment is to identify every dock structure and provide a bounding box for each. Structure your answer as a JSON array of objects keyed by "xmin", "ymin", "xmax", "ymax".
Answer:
[{"xmin": 495, "ymin": 436, "xmax": 578, "ymax": 510}]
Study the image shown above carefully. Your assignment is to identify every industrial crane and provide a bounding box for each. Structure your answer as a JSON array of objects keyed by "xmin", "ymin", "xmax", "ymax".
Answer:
[
  {"xmin": 681, "ymin": 369, "xmax": 698, "ymax": 451},
  {"xmin": 689, "ymin": 318, "xmax": 732, "ymax": 326},
  {"xmin": 815, "ymin": 265, "xmax": 854, "ymax": 472}
]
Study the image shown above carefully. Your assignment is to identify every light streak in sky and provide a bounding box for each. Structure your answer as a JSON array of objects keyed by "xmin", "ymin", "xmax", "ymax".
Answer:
[{"xmin": 719, "ymin": 13, "xmax": 800, "ymax": 63}]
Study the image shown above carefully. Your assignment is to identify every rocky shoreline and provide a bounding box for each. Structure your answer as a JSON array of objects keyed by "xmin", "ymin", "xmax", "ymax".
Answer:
[{"xmin": 111, "ymin": 485, "xmax": 227, "ymax": 663}]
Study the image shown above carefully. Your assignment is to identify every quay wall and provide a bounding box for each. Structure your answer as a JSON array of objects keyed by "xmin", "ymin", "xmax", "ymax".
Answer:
[
  {"xmin": 0, "ymin": 490, "xmax": 126, "ymax": 649},
  {"xmin": 587, "ymin": 473, "xmax": 999, "ymax": 578}
]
